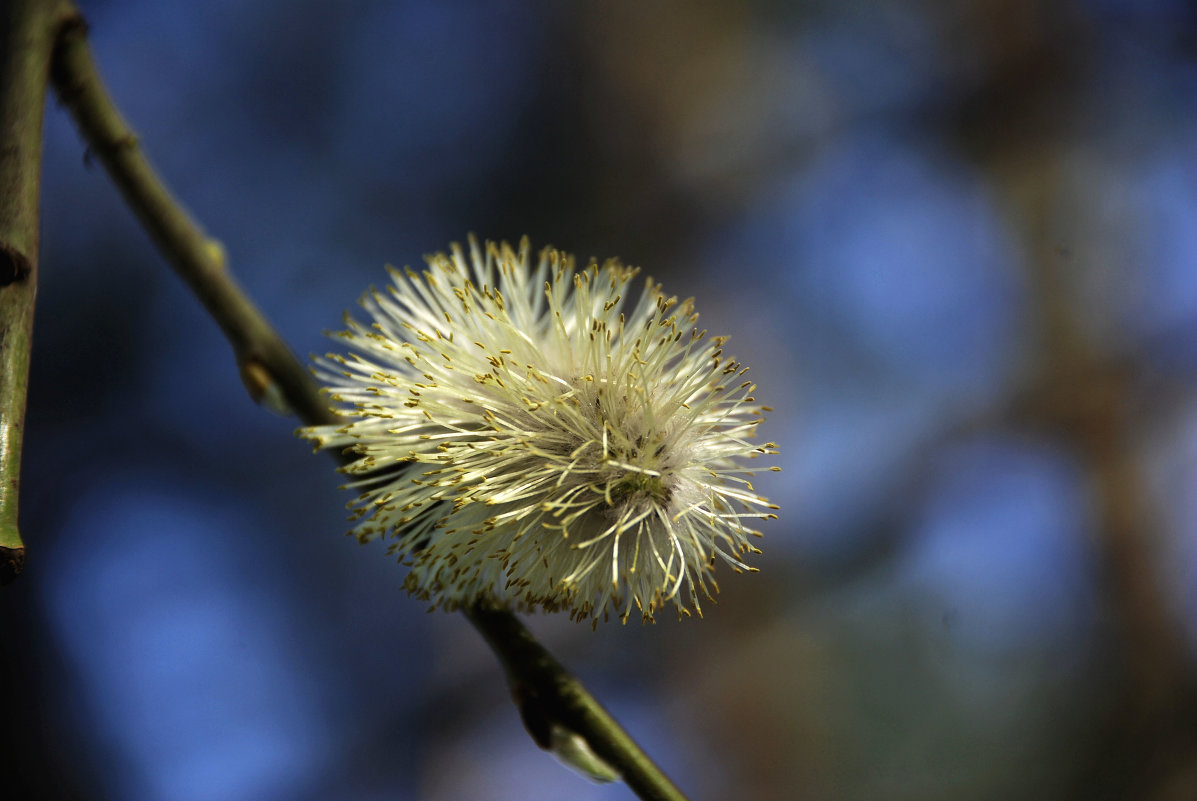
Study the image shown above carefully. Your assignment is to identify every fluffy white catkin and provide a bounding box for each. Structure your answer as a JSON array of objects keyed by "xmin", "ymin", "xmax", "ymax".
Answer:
[{"xmin": 302, "ymin": 237, "xmax": 779, "ymax": 623}]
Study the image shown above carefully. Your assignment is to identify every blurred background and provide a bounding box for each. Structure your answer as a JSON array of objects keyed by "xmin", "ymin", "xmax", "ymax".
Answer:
[{"xmin": 4, "ymin": 0, "xmax": 1197, "ymax": 799}]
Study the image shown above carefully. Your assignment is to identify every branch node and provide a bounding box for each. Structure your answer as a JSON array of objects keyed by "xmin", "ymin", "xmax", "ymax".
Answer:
[
  {"xmin": 0, "ymin": 544, "xmax": 26, "ymax": 585},
  {"xmin": 204, "ymin": 238, "xmax": 227, "ymax": 271},
  {"xmin": 0, "ymin": 244, "xmax": 31, "ymax": 285}
]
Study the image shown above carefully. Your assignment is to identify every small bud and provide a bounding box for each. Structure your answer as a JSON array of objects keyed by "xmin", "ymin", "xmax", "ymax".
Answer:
[
  {"xmin": 240, "ymin": 358, "xmax": 291, "ymax": 416},
  {"xmin": 547, "ymin": 724, "xmax": 620, "ymax": 784}
]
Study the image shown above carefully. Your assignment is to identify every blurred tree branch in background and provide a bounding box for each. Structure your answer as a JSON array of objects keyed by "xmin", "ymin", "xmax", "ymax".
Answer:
[{"xmin": 953, "ymin": 3, "xmax": 1197, "ymax": 797}]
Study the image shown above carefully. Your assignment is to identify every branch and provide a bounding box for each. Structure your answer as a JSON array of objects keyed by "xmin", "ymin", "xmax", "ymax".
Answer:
[
  {"xmin": 466, "ymin": 605, "xmax": 689, "ymax": 801},
  {"xmin": 47, "ymin": 9, "xmax": 691, "ymax": 800},
  {"xmin": 0, "ymin": 0, "xmax": 75, "ymax": 583},
  {"xmin": 48, "ymin": 16, "xmax": 338, "ymax": 429}
]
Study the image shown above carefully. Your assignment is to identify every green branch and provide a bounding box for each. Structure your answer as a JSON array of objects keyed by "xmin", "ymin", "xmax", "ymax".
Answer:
[
  {"xmin": 0, "ymin": 0, "xmax": 76, "ymax": 583},
  {"xmin": 46, "ymin": 8, "xmax": 691, "ymax": 800}
]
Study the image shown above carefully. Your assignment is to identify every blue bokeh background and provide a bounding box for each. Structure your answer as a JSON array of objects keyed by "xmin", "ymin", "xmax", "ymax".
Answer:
[{"xmin": 4, "ymin": 1, "xmax": 1197, "ymax": 799}]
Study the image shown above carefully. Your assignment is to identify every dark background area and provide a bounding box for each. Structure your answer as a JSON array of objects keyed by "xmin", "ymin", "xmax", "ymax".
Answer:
[{"xmin": 4, "ymin": 1, "xmax": 1197, "ymax": 799}]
